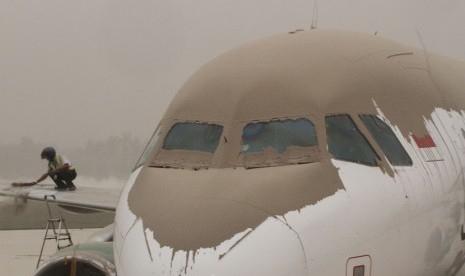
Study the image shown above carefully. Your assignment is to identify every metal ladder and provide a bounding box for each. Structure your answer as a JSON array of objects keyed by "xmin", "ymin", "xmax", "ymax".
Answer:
[{"xmin": 36, "ymin": 195, "xmax": 73, "ymax": 268}]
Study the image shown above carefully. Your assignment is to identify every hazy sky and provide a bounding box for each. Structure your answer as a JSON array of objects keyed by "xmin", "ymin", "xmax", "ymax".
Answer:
[{"xmin": 1, "ymin": 0, "xmax": 464, "ymax": 148}]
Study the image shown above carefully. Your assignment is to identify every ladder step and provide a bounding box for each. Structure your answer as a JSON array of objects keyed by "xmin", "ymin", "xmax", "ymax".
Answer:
[
  {"xmin": 37, "ymin": 195, "xmax": 74, "ymax": 269},
  {"xmin": 45, "ymin": 234, "xmax": 71, "ymax": 238}
]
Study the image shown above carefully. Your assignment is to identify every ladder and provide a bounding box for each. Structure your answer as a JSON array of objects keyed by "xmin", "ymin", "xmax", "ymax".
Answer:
[{"xmin": 36, "ymin": 195, "xmax": 73, "ymax": 268}]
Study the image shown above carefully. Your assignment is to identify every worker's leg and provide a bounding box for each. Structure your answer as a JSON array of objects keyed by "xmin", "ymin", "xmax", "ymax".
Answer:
[
  {"xmin": 58, "ymin": 170, "xmax": 77, "ymax": 191},
  {"xmin": 50, "ymin": 174, "xmax": 67, "ymax": 189}
]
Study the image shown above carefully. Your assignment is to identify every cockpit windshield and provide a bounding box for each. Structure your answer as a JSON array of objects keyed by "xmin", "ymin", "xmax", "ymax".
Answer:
[
  {"xmin": 148, "ymin": 122, "xmax": 223, "ymax": 170},
  {"xmin": 163, "ymin": 122, "xmax": 223, "ymax": 153},
  {"xmin": 360, "ymin": 115, "xmax": 412, "ymax": 166},
  {"xmin": 326, "ymin": 115, "xmax": 379, "ymax": 166},
  {"xmin": 241, "ymin": 118, "xmax": 320, "ymax": 168},
  {"xmin": 242, "ymin": 118, "xmax": 318, "ymax": 153},
  {"xmin": 138, "ymin": 112, "xmax": 412, "ymax": 170},
  {"xmin": 134, "ymin": 125, "xmax": 162, "ymax": 169}
]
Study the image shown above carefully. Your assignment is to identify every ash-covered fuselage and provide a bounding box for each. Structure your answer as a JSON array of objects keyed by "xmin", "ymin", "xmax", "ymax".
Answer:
[{"xmin": 114, "ymin": 30, "xmax": 465, "ymax": 275}]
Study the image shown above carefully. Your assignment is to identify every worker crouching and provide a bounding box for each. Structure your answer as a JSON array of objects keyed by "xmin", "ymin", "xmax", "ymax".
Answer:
[{"xmin": 34, "ymin": 147, "xmax": 77, "ymax": 191}]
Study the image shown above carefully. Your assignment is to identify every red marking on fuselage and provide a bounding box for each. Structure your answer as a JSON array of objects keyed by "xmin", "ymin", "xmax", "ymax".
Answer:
[{"xmin": 413, "ymin": 135, "xmax": 436, "ymax": 148}]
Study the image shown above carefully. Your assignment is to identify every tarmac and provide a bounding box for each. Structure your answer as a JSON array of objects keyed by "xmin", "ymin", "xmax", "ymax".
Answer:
[
  {"xmin": 0, "ymin": 228, "xmax": 101, "ymax": 276},
  {"xmin": 0, "ymin": 195, "xmax": 115, "ymax": 275}
]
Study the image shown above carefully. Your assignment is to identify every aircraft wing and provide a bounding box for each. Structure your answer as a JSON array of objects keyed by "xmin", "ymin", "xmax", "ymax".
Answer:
[{"xmin": 0, "ymin": 181, "xmax": 119, "ymax": 212}]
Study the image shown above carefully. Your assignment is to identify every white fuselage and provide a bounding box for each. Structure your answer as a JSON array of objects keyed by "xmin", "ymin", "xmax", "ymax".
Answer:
[{"xmin": 112, "ymin": 107, "xmax": 465, "ymax": 275}]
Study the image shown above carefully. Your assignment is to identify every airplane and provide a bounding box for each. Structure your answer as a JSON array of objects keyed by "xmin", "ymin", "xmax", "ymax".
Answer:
[{"xmin": 2, "ymin": 28, "xmax": 465, "ymax": 275}]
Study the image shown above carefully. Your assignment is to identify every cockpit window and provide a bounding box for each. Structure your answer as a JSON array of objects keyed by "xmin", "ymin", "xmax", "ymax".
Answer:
[
  {"xmin": 150, "ymin": 122, "xmax": 223, "ymax": 170},
  {"xmin": 326, "ymin": 115, "xmax": 379, "ymax": 166},
  {"xmin": 163, "ymin": 122, "xmax": 223, "ymax": 153},
  {"xmin": 242, "ymin": 118, "xmax": 318, "ymax": 153},
  {"xmin": 360, "ymin": 115, "xmax": 412, "ymax": 166},
  {"xmin": 241, "ymin": 118, "xmax": 320, "ymax": 168},
  {"xmin": 134, "ymin": 125, "xmax": 162, "ymax": 170}
]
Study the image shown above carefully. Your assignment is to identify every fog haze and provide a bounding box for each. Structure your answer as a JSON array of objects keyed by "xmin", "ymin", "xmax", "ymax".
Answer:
[{"xmin": 1, "ymin": 0, "xmax": 465, "ymax": 178}]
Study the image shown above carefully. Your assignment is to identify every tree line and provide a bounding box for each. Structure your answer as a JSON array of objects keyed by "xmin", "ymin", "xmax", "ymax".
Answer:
[{"xmin": 0, "ymin": 134, "xmax": 145, "ymax": 181}]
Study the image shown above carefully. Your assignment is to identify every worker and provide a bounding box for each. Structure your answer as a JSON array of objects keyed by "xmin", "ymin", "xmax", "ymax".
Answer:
[{"xmin": 34, "ymin": 147, "xmax": 77, "ymax": 191}]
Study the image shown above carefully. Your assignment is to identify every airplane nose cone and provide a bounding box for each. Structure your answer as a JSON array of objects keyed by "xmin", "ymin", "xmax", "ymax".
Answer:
[
  {"xmin": 139, "ymin": 197, "xmax": 273, "ymax": 252},
  {"xmin": 198, "ymin": 214, "xmax": 309, "ymax": 276},
  {"xmin": 119, "ymin": 164, "xmax": 343, "ymax": 275},
  {"xmin": 119, "ymin": 202, "xmax": 309, "ymax": 276}
]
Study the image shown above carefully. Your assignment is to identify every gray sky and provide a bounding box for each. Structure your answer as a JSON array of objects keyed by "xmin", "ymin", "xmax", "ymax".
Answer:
[{"xmin": 1, "ymin": 0, "xmax": 464, "ymax": 148}]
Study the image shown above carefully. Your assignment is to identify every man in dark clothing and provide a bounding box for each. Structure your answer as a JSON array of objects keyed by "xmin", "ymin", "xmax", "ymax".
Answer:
[{"xmin": 34, "ymin": 147, "xmax": 77, "ymax": 191}]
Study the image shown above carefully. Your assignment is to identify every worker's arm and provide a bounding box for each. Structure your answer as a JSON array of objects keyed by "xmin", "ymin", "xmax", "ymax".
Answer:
[
  {"xmin": 35, "ymin": 173, "xmax": 48, "ymax": 184},
  {"xmin": 35, "ymin": 164, "xmax": 70, "ymax": 184}
]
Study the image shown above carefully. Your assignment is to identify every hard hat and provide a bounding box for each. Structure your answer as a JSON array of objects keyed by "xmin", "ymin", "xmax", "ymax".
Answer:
[{"xmin": 41, "ymin": 147, "xmax": 56, "ymax": 161}]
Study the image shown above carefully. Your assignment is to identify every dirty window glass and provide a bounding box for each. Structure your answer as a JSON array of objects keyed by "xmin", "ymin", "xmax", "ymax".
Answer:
[
  {"xmin": 134, "ymin": 125, "xmax": 162, "ymax": 169},
  {"xmin": 353, "ymin": 265, "xmax": 365, "ymax": 276},
  {"xmin": 326, "ymin": 115, "xmax": 378, "ymax": 166},
  {"xmin": 241, "ymin": 118, "xmax": 318, "ymax": 154},
  {"xmin": 163, "ymin": 122, "xmax": 223, "ymax": 153},
  {"xmin": 360, "ymin": 115, "xmax": 412, "ymax": 166}
]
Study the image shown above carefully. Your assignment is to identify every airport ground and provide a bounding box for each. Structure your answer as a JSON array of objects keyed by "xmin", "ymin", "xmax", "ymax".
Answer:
[{"xmin": 0, "ymin": 197, "xmax": 114, "ymax": 275}]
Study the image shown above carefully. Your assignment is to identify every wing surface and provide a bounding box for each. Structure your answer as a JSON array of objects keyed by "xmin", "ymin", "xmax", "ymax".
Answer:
[{"xmin": 0, "ymin": 181, "xmax": 119, "ymax": 212}]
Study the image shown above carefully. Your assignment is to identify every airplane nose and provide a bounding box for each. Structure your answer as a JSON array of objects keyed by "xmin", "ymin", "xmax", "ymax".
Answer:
[
  {"xmin": 118, "ymin": 198, "xmax": 308, "ymax": 276},
  {"xmin": 119, "ymin": 163, "xmax": 343, "ymax": 275},
  {"xmin": 196, "ymin": 213, "xmax": 309, "ymax": 276}
]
